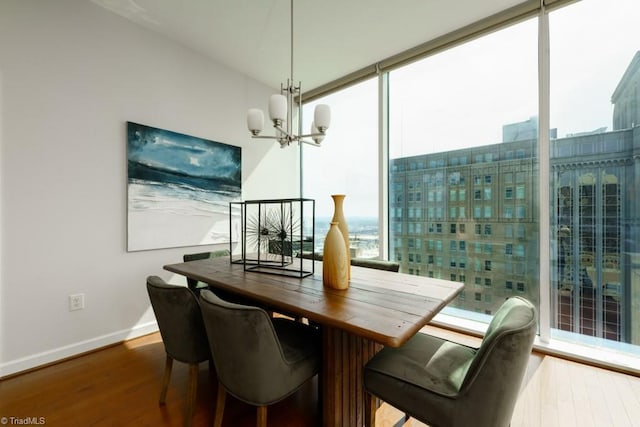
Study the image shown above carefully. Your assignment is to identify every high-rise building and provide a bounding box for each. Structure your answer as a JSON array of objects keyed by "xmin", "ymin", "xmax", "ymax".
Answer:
[
  {"xmin": 389, "ymin": 52, "xmax": 640, "ymax": 345},
  {"xmin": 390, "ymin": 124, "xmax": 640, "ymax": 344}
]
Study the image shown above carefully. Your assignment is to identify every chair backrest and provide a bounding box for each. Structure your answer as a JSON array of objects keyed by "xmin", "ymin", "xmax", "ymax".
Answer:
[
  {"xmin": 456, "ymin": 296, "xmax": 537, "ymax": 427},
  {"xmin": 351, "ymin": 258, "xmax": 400, "ymax": 272},
  {"xmin": 146, "ymin": 276, "xmax": 210, "ymax": 364},
  {"xmin": 199, "ymin": 289, "xmax": 302, "ymax": 405},
  {"xmin": 299, "ymin": 252, "xmax": 400, "ymax": 272},
  {"xmin": 183, "ymin": 250, "xmax": 230, "ymax": 262},
  {"xmin": 183, "ymin": 250, "xmax": 230, "ymax": 289}
]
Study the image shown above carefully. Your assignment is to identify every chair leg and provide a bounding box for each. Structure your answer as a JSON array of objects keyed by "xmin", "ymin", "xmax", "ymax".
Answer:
[
  {"xmin": 256, "ymin": 406, "xmax": 267, "ymax": 427},
  {"xmin": 213, "ymin": 381, "xmax": 226, "ymax": 427},
  {"xmin": 364, "ymin": 392, "xmax": 376, "ymax": 427},
  {"xmin": 185, "ymin": 363, "xmax": 199, "ymax": 427},
  {"xmin": 159, "ymin": 355, "xmax": 173, "ymax": 405}
]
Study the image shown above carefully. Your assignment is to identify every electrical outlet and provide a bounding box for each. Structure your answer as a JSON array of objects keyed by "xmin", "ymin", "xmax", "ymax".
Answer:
[{"xmin": 69, "ymin": 293, "xmax": 85, "ymax": 311}]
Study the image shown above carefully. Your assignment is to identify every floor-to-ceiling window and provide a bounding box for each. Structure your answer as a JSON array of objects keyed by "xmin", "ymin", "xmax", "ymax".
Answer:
[
  {"xmin": 302, "ymin": 78, "xmax": 379, "ymax": 259},
  {"xmin": 549, "ymin": 0, "xmax": 640, "ymax": 350},
  {"xmin": 301, "ymin": 0, "xmax": 640, "ymax": 365},
  {"xmin": 388, "ymin": 18, "xmax": 539, "ymax": 319}
]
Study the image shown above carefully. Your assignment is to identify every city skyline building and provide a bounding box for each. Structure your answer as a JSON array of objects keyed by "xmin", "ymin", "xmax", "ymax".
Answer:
[{"xmin": 389, "ymin": 51, "xmax": 640, "ymax": 345}]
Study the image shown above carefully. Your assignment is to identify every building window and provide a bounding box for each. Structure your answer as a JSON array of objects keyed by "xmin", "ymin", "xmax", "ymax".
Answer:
[
  {"xmin": 484, "ymin": 188, "xmax": 492, "ymax": 200},
  {"xmin": 505, "ymin": 206, "xmax": 513, "ymax": 218},
  {"xmin": 506, "ymin": 281, "xmax": 513, "ymax": 290},
  {"xmin": 505, "ymin": 225, "xmax": 513, "ymax": 238},
  {"xmin": 450, "ymin": 223, "xmax": 457, "ymax": 233},
  {"xmin": 485, "ymin": 260, "xmax": 492, "ymax": 271},
  {"xmin": 506, "ymin": 243, "xmax": 513, "ymax": 255},
  {"xmin": 484, "ymin": 278, "xmax": 492, "ymax": 287},
  {"xmin": 505, "ymin": 187, "xmax": 514, "ymax": 199}
]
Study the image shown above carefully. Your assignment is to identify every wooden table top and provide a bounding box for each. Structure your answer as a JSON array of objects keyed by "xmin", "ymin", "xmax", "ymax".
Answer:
[{"xmin": 164, "ymin": 256, "xmax": 463, "ymax": 348}]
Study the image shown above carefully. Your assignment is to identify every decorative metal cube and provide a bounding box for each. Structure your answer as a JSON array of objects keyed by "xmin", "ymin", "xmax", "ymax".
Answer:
[{"xmin": 229, "ymin": 198, "xmax": 315, "ymax": 277}]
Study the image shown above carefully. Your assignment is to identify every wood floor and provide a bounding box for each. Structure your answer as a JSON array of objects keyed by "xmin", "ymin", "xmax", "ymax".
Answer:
[{"xmin": 1, "ymin": 329, "xmax": 639, "ymax": 427}]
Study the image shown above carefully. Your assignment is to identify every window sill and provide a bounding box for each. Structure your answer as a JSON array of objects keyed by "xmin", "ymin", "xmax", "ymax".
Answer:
[{"xmin": 430, "ymin": 311, "xmax": 640, "ymax": 377}]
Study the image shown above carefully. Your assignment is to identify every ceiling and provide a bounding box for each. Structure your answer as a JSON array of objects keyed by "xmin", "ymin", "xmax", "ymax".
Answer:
[{"xmin": 92, "ymin": 0, "xmax": 526, "ymax": 92}]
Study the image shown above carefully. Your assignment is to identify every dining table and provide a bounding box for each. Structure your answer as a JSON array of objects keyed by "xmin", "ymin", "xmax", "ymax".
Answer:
[{"xmin": 164, "ymin": 255, "xmax": 464, "ymax": 427}]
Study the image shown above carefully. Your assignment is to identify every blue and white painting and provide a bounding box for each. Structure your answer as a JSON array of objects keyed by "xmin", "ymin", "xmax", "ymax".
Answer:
[{"xmin": 127, "ymin": 122, "xmax": 241, "ymax": 251}]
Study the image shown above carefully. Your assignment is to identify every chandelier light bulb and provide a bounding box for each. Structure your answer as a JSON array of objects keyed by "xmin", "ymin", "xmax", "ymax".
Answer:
[
  {"xmin": 269, "ymin": 94, "xmax": 287, "ymax": 124},
  {"xmin": 314, "ymin": 104, "xmax": 331, "ymax": 132},
  {"xmin": 247, "ymin": 109, "xmax": 264, "ymax": 135}
]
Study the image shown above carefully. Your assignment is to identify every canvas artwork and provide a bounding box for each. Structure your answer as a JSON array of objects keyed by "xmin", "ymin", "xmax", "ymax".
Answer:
[{"xmin": 127, "ymin": 122, "xmax": 242, "ymax": 251}]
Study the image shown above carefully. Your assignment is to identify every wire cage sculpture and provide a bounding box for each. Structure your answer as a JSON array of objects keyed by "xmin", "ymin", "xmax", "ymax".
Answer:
[{"xmin": 229, "ymin": 198, "xmax": 315, "ymax": 278}]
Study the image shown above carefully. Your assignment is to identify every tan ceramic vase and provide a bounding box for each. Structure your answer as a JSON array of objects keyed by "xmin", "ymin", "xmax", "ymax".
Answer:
[
  {"xmin": 330, "ymin": 194, "xmax": 351, "ymax": 279},
  {"xmin": 323, "ymin": 222, "xmax": 349, "ymax": 290}
]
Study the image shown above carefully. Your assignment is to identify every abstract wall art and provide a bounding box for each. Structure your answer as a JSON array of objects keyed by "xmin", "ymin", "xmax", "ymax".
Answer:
[{"xmin": 127, "ymin": 122, "xmax": 241, "ymax": 251}]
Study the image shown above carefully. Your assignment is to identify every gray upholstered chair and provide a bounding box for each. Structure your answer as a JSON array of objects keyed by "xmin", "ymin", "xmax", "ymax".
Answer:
[
  {"xmin": 363, "ymin": 296, "xmax": 537, "ymax": 427},
  {"xmin": 146, "ymin": 275, "xmax": 211, "ymax": 427},
  {"xmin": 199, "ymin": 289, "xmax": 321, "ymax": 427},
  {"xmin": 351, "ymin": 257, "xmax": 400, "ymax": 272},
  {"xmin": 183, "ymin": 249, "xmax": 230, "ymax": 292},
  {"xmin": 299, "ymin": 252, "xmax": 400, "ymax": 272}
]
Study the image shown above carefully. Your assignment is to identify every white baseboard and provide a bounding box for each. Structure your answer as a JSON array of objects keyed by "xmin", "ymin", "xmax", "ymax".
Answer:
[{"xmin": 0, "ymin": 321, "xmax": 159, "ymax": 378}]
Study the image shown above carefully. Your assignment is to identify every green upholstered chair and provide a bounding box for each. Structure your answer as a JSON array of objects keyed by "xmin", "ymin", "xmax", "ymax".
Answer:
[
  {"xmin": 199, "ymin": 289, "xmax": 321, "ymax": 427},
  {"xmin": 299, "ymin": 252, "xmax": 400, "ymax": 272},
  {"xmin": 183, "ymin": 250, "xmax": 230, "ymax": 292},
  {"xmin": 146, "ymin": 275, "xmax": 211, "ymax": 427},
  {"xmin": 350, "ymin": 257, "xmax": 400, "ymax": 272},
  {"xmin": 363, "ymin": 296, "xmax": 537, "ymax": 427}
]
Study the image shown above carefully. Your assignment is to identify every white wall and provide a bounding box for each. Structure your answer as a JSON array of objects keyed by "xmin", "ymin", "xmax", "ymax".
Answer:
[{"xmin": 0, "ymin": 0, "xmax": 299, "ymax": 376}]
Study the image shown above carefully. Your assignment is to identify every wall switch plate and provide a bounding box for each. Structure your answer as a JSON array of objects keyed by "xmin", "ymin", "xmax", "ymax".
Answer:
[{"xmin": 69, "ymin": 293, "xmax": 85, "ymax": 311}]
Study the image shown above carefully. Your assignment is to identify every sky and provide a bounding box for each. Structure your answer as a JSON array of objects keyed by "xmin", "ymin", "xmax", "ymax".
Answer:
[{"xmin": 302, "ymin": 0, "xmax": 640, "ymax": 218}]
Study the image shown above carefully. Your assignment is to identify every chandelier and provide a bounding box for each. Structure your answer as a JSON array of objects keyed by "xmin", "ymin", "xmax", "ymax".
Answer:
[{"xmin": 246, "ymin": 0, "xmax": 331, "ymax": 148}]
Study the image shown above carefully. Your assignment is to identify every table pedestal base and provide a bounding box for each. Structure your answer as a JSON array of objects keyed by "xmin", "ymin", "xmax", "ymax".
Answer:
[{"xmin": 322, "ymin": 326, "xmax": 382, "ymax": 427}]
